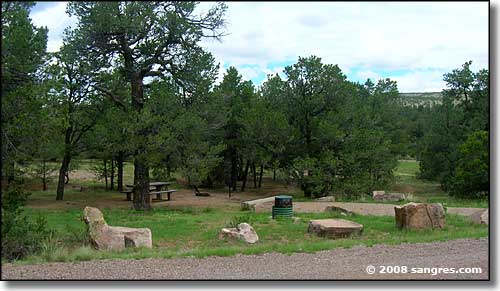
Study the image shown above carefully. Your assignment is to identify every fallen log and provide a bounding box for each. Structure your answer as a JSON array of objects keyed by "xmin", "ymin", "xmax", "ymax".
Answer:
[{"xmin": 241, "ymin": 196, "xmax": 277, "ymax": 211}]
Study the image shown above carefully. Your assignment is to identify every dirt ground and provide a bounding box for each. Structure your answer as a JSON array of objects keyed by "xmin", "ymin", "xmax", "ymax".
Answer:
[
  {"xmin": 26, "ymin": 175, "xmax": 296, "ymax": 210},
  {"xmin": 25, "ymin": 169, "xmax": 486, "ymax": 218}
]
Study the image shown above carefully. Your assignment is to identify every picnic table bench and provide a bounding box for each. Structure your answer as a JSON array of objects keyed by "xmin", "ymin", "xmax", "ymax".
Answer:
[
  {"xmin": 120, "ymin": 189, "xmax": 134, "ymax": 201},
  {"xmin": 149, "ymin": 190, "xmax": 178, "ymax": 201}
]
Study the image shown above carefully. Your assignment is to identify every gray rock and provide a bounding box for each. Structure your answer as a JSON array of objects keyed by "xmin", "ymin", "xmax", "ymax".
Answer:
[
  {"xmin": 480, "ymin": 209, "xmax": 489, "ymax": 224},
  {"xmin": 219, "ymin": 223, "xmax": 259, "ymax": 244},
  {"xmin": 469, "ymin": 209, "xmax": 488, "ymax": 225},
  {"xmin": 373, "ymin": 191, "xmax": 406, "ymax": 202},
  {"xmin": 325, "ymin": 205, "xmax": 354, "ymax": 216},
  {"xmin": 308, "ymin": 219, "xmax": 363, "ymax": 239},
  {"xmin": 83, "ymin": 206, "xmax": 152, "ymax": 250},
  {"xmin": 315, "ymin": 196, "xmax": 335, "ymax": 202}
]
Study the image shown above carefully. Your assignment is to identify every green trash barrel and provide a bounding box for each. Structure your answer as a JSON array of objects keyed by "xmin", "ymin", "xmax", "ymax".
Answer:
[{"xmin": 272, "ymin": 195, "xmax": 293, "ymax": 219}]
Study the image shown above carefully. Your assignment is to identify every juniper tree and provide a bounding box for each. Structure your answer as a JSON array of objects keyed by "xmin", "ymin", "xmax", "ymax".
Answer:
[{"xmin": 67, "ymin": 1, "xmax": 227, "ymax": 210}]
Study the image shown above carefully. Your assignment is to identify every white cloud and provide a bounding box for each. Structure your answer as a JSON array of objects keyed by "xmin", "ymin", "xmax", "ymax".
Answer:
[
  {"xmin": 200, "ymin": 2, "xmax": 487, "ymax": 90},
  {"xmin": 30, "ymin": 2, "xmax": 77, "ymax": 52},
  {"xmin": 393, "ymin": 70, "xmax": 446, "ymax": 93},
  {"xmin": 30, "ymin": 2, "xmax": 488, "ymax": 91},
  {"xmin": 238, "ymin": 66, "xmax": 260, "ymax": 81},
  {"xmin": 357, "ymin": 70, "xmax": 382, "ymax": 82}
]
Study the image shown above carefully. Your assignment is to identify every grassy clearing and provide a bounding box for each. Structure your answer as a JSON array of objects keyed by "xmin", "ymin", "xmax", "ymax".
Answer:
[
  {"xmin": 389, "ymin": 160, "xmax": 488, "ymax": 208},
  {"xmin": 332, "ymin": 159, "xmax": 487, "ymax": 208},
  {"xmin": 15, "ymin": 206, "xmax": 487, "ymax": 265}
]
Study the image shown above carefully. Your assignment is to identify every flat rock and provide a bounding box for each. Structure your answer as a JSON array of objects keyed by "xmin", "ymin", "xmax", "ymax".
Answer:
[
  {"xmin": 83, "ymin": 206, "xmax": 152, "ymax": 250},
  {"xmin": 373, "ymin": 191, "xmax": 406, "ymax": 202},
  {"xmin": 394, "ymin": 202, "xmax": 445, "ymax": 230},
  {"xmin": 324, "ymin": 205, "xmax": 353, "ymax": 216},
  {"xmin": 315, "ymin": 196, "xmax": 336, "ymax": 202},
  {"xmin": 308, "ymin": 219, "xmax": 363, "ymax": 239}
]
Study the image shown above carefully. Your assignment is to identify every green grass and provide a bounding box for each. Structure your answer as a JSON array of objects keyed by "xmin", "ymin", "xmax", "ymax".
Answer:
[
  {"xmin": 15, "ymin": 207, "xmax": 487, "ymax": 265},
  {"xmin": 389, "ymin": 160, "xmax": 488, "ymax": 208},
  {"xmin": 6, "ymin": 159, "xmax": 488, "ymax": 264}
]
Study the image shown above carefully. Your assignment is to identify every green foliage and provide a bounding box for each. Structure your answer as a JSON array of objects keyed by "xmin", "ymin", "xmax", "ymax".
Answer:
[
  {"xmin": 1, "ymin": 185, "xmax": 51, "ymax": 261},
  {"xmin": 260, "ymin": 56, "xmax": 401, "ymax": 198},
  {"xmin": 0, "ymin": 1, "xmax": 488, "ymax": 208},
  {"xmin": 418, "ymin": 61, "xmax": 489, "ymax": 196},
  {"xmin": 1, "ymin": 2, "xmax": 48, "ymax": 181},
  {"xmin": 450, "ymin": 131, "xmax": 489, "ymax": 198}
]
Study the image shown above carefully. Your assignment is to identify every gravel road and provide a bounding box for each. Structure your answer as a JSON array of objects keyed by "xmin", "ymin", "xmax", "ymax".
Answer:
[{"xmin": 2, "ymin": 238, "xmax": 488, "ymax": 280}]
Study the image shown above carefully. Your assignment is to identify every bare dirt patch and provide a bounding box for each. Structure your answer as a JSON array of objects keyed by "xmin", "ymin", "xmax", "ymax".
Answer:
[{"xmin": 26, "ymin": 176, "xmax": 298, "ymax": 211}]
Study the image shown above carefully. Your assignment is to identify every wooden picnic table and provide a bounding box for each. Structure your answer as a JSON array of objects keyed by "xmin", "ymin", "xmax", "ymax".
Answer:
[{"xmin": 123, "ymin": 182, "xmax": 176, "ymax": 202}]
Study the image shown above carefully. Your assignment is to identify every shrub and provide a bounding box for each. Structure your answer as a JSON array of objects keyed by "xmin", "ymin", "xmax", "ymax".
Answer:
[
  {"xmin": 1, "ymin": 184, "xmax": 52, "ymax": 261},
  {"xmin": 450, "ymin": 131, "xmax": 489, "ymax": 198}
]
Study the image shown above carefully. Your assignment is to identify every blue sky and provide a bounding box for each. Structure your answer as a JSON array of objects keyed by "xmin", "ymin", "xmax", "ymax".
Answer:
[{"xmin": 30, "ymin": 2, "xmax": 489, "ymax": 92}]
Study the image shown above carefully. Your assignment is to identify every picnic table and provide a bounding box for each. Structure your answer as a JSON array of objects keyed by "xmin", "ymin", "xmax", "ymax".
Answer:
[{"xmin": 121, "ymin": 181, "xmax": 177, "ymax": 202}]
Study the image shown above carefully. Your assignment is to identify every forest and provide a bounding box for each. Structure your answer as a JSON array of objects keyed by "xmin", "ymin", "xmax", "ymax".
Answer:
[{"xmin": 2, "ymin": 2, "xmax": 489, "ymax": 209}]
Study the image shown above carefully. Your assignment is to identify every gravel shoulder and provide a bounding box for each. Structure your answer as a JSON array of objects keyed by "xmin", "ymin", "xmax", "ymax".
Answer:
[{"xmin": 2, "ymin": 238, "xmax": 488, "ymax": 280}]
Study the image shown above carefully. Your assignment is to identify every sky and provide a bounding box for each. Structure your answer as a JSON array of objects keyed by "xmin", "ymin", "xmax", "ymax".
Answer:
[{"xmin": 30, "ymin": 1, "xmax": 489, "ymax": 92}]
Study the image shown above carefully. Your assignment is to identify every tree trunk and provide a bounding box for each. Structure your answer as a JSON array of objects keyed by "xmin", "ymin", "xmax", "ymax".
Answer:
[
  {"xmin": 110, "ymin": 158, "xmax": 115, "ymax": 190},
  {"xmin": 104, "ymin": 159, "xmax": 108, "ymax": 190},
  {"xmin": 42, "ymin": 158, "xmax": 47, "ymax": 191},
  {"xmin": 133, "ymin": 157, "xmax": 150, "ymax": 210},
  {"xmin": 130, "ymin": 73, "xmax": 151, "ymax": 210},
  {"xmin": 117, "ymin": 151, "xmax": 124, "ymax": 191},
  {"xmin": 5, "ymin": 159, "xmax": 15, "ymax": 184},
  {"xmin": 42, "ymin": 159, "xmax": 47, "ymax": 191},
  {"xmin": 240, "ymin": 160, "xmax": 250, "ymax": 192},
  {"xmin": 258, "ymin": 164, "xmax": 264, "ymax": 188},
  {"xmin": 56, "ymin": 158, "xmax": 70, "ymax": 200},
  {"xmin": 273, "ymin": 168, "xmax": 276, "ymax": 181},
  {"xmin": 166, "ymin": 156, "xmax": 171, "ymax": 178},
  {"xmin": 56, "ymin": 129, "xmax": 72, "ymax": 201},
  {"xmin": 252, "ymin": 163, "xmax": 257, "ymax": 188},
  {"xmin": 230, "ymin": 152, "xmax": 238, "ymax": 191},
  {"xmin": 237, "ymin": 157, "xmax": 244, "ymax": 180}
]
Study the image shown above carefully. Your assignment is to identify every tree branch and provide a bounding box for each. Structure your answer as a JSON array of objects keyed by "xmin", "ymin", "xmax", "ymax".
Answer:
[{"xmin": 93, "ymin": 85, "xmax": 128, "ymax": 111}]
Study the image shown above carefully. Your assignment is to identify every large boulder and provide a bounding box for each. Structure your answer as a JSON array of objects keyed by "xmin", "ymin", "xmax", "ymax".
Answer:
[
  {"xmin": 469, "ymin": 209, "xmax": 489, "ymax": 225},
  {"xmin": 373, "ymin": 190, "xmax": 406, "ymax": 202},
  {"xmin": 83, "ymin": 206, "xmax": 152, "ymax": 250},
  {"xmin": 394, "ymin": 203, "xmax": 445, "ymax": 230},
  {"xmin": 480, "ymin": 209, "xmax": 489, "ymax": 225},
  {"xmin": 308, "ymin": 219, "xmax": 363, "ymax": 239},
  {"xmin": 219, "ymin": 223, "xmax": 259, "ymax": 244}
]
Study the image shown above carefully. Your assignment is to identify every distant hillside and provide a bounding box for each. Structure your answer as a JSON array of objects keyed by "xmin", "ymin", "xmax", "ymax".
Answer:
[{"xmin": 399, "ymin": 92, "xmax": 442, "ymax": 107}]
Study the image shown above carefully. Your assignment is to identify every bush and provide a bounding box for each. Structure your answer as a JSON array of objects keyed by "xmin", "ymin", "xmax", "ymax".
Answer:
[
  {"xmin": 450, "ymin": 131, "xmax": 489, "ymax": 198},
  {"xmin": 1, "ymin": 184, "xmax": 52, "ymax": 261}
]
